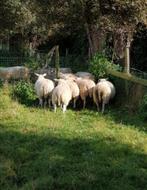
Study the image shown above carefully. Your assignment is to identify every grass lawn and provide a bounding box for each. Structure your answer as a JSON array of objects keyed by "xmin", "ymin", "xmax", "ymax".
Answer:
[{"xmin": 0, "ymin": 85, "xmax": 147, "ymax": 190}]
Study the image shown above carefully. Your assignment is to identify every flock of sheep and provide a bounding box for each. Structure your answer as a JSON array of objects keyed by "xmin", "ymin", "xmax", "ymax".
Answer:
[{"xmin": 34, "ymin": 72, "xmax": 116, "ymax": 113}]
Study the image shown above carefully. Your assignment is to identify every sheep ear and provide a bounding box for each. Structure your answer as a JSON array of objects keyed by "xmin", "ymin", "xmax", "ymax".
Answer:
[
  {"xmin": 34, "ymin": 73, "xmax": 39, "ymax": 77},
  {"xmin": 43, "ymin": 73, "xmax": 47, "ymax": 77},
  {"xmin": 54, "ymin": 79, "xmax": 59, "ymax": 82}
]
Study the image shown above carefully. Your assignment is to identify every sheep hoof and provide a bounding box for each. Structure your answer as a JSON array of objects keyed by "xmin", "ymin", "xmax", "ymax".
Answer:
[{"xmin": 63, "ymin": 105, "xmax": 67, "ymax": 113}]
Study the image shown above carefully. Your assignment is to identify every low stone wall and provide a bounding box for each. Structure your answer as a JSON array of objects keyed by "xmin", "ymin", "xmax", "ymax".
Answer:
[
  {"xmin": 33, "ymin": 67, "xmax": 72, "ymax": 80},
  {"xmin": 0, "ymin": 66, "xmax": 30, "ymax": 81}
]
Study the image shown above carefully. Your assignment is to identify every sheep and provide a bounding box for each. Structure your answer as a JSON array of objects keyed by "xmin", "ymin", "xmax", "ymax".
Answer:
[
  {"xmin": 59, "ymin": 72, "xmax": 77, "ymax": 81},
  {"xmin": 75, "ymin": 72, "xmax": 95, "ymax": 81},
  {"xmin": 93, "ymin": 78, "xmax": 116, "ymax": 113},
  {"xmin": 34, "ymin": 73, "xmax": 54, "ymax": 107},
  {"xmin": 66, "ymin": 79, "xmax": 80, "ymax": 108},
  {"xmin": 52, "ymin": 79, "xmax": 72, "ymax": 112},
  {"xmin": 75, "ymin": 78, "xmax": 95, "ymax": 108}
]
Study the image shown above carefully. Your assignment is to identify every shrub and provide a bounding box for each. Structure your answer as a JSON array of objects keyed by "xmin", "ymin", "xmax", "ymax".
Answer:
[
  {"xmin": 12, "ymin": 81, "xmax": 36, "ymax": 106},
  {"xmin": 24, "ymin": 57, "xmax": 39, "ymax": 70},
  {"xmin": 89, "ymin": 53, "xmax": 122, "ymax": 80},
  {"xmin": 139, "ymin": 94, "xmax": 147, "ymax": 120},
  {"xmin": 0, "ymin": 79, "xmax": 3, "ymax": 88}
]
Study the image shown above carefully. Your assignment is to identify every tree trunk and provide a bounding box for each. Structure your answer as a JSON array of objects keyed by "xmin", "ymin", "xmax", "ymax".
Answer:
[
  {"xmin": 55, "ymin": 45, "xmax": 60, "ymax": 79},
  {"xmin": 85, "ymin": 24, "xmax": 106, "ymax": 56},
  {"xmin": 113, "ymin": 28, "xmax": 126, "ymax": 60}
]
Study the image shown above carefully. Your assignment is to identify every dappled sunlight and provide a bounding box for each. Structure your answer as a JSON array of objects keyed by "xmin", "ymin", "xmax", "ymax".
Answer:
[
  {"xmin": 0, "ymin": 85, "xmax": 147, "ymax": 189},
  {"xmin": 0, "ymin": 127, "xmax": 147, "ymax": 189}
]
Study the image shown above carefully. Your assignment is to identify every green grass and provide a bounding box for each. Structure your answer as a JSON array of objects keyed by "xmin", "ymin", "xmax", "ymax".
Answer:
[{"xmin": 0, "ymin": 85, "xmax": 147, "ymax": 190}]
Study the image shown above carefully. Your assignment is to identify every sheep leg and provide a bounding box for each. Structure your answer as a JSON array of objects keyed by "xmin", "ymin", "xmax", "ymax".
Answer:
[
  {"xmin": 96, "ymin": 101, "xmax": 100, "ymax": 112},
  {"xmin": 83, "ymin": 98, "xmax": 86, "ymax": 109},
  {"xmin": 39, "ymin": 98, "xmax": 43, "ymax": 107},
  {"xmin": 48, "ymin": 98, "xmax": 51, "ymax": 108},
  {"xmin": 44, "ymin": 99, "xmax": 47, "ymax": 108},
  {"xmin": 73, "ymin": 98, "xmax": 77, "ymax": 109},
  {"xmin": 102, "ymin": 102, "xmax": 105, "ymax": 114},
  {"xmin": 62, "ymin": 104, "xmax": 67, "ymax": 113},
  {"xmin": 53, "ymin": 104, "xmax": 57, "ymax": 112}
]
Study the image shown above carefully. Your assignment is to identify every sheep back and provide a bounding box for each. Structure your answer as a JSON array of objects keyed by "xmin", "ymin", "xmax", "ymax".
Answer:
[
  {"xmin": 76, "ymin": 78, "xmax": 95, "ymax": 99},
  {"xmin": 35, "ymin": 78, "xmax": 54, "ymax": 98},
  {"xmin": 66, "ymin": 80, "xmax": 80, "ymax": 99},
  {"xmin": 94, "ymin": 80, "xmax": 115, "ymax": 104},
  {"xmin": 52, "ymin": 82, "xmax": 72, "ymax": 106}
]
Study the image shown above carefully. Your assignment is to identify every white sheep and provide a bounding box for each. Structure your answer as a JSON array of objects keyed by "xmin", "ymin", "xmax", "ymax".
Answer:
[
  {"xmin": 59, "ymin": 72, "xmax": 77, "ymax": 81},
  {"xmin": 52, "ymin": 79, "xmax": 72, "ymax": 112},
  {"xmin": 75, "ymin": 72, "xmax": 95, "ymax": 81},
  {"xmin": 76, "ymin": 78, "xmax": 95, "ymax": 108},
  {"xmin": 66, "ymin": 79, "xmax": 80, "ymax": 108},
  {"xmin": 93, "ymin": 79, "xmax": 116, "ymax": 113},
  {"xmin": 35, "ymin": 73, "xmax": 54, "ymax": 107}
]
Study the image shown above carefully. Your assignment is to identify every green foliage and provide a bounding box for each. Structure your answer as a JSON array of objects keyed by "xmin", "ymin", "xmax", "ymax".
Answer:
[
  {"xmin": 59, "ymin": 54, "xmax": 88, "ymax": 72},
  {"xmin": 0, "ymin": 0, "xmax": 36, "ymax": 36},
  {"xmin": 0, "ymin": 79, "xmax": 3, "ymax": 88},
  {"xmin": 89, "ymin": 53, "xmax": 122, "ymax": 80},
  {"xmin": 12, "ymin": 81, "xmax": 36, "ymax": 106},
  {"xmin": 139, "ymin": 94, "xmax": 147, "ymax": 120},
  {"xmin": 24, "ymin": 57, "xmax": 39, "ymax": 70}
]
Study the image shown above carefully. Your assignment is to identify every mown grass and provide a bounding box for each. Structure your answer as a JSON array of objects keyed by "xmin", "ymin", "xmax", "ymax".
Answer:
[{"xmin": 0, "ymin": 85, "xmax": 147, "ymax": 190}]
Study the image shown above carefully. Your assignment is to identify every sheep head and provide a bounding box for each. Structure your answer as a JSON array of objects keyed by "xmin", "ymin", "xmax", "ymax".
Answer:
[{"xmin": 35, "ymin": 73, "xmax": 47, "ymax": 79}]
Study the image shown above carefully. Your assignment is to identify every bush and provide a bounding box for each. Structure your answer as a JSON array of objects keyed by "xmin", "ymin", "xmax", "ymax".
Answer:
[
  {"xmin": 24, "ymin": 57, "xmax": 39, "ymax": 70},
  {"xmin": 0, "ymin": 79, "xmax": 3, "ymax": 88},
  {"xmin": 12, "ymin": 81, "xmax": 36, "ymax": 106},
  {"xmin": 89, "ymin": 53, "xmax": 122, "ymax": 80},
  {"xmin": 139, "ymin": 94, "xmax": 147, "ymax": 120}
]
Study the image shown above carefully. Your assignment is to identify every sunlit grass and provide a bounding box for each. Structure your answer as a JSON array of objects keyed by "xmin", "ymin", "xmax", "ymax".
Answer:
[{"xmin": 0, "ymin": 85, "xmax": 147, "ymax": 190}]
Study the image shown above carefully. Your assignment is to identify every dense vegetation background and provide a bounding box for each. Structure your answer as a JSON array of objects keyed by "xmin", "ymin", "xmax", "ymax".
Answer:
[
  {"xmin": 0, "ymin": 1, "xmax": 147, "ymax": 189},
  {"xmin": 0, "ymin": 0, "xmax": 147, "ymax": 71}
]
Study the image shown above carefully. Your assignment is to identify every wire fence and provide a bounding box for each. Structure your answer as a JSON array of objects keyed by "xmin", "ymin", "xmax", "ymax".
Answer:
[
  {"xmin": 0, "ymin": 50, "xmax": 88, "ymax": 72},
  {"xmin": 0, "ymin": 56, "xmax": 26, "ymax": 67},
  {"xmin": 130, "ymin": 68, "xmax": 147, "ymax": 80},
  {"xmin": 0, "ymin": 50, "xmax": 147, "ymax": 79}
]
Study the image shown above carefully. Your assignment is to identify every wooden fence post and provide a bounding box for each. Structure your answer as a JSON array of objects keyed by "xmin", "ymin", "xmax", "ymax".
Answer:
[
  {"xmin": 55, "ymin": 45, "xmax": 60, "ymax": 78},
  {"xmin": 124, "ymin": 38, "xmax": 131, "ymax": 74},
  {"xmin": 124, "ymin": 37, "xmax": 131, "ymax": 97}
]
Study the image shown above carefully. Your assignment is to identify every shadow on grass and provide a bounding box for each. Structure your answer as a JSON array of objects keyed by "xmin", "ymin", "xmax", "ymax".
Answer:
[
  {"xmin": 0, "ymin": 124, "xmax": 147, "ymax": 190},
  {"xmin": 77, "ymin": 102, "xmax": 147, "ymax": 133},
  {"xmin": 106, "ymin": 107, "xmax": 147, "ymax": 132}
]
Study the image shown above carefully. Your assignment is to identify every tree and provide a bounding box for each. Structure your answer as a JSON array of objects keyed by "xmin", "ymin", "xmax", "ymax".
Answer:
[
  {"xmin": 1, "ymin": 0, "xmax": 146, "ymax": 64},
  {"xmin": 0, "ymin": 0, "xmax": 36, "ymax": 36},
  {"xmin": 82, "ymin": 0, "xmax": 147, "ymax": 57}
]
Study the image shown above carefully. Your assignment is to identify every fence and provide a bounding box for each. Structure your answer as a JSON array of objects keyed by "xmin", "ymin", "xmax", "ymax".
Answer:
[
  {"xmin": 130, "ymin": 68, "xmax": 147, "ymax": 80},
  {"xmin": 0, "ymin": 56, "xmax": 26, "ymax": 67},
  {"xmin": 0, "ymin": 49, "xmax": 88, "ymax": 73},
  {"xmin": 107, "ymin": 67, "xmax": 147, "ymax": 111}
]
